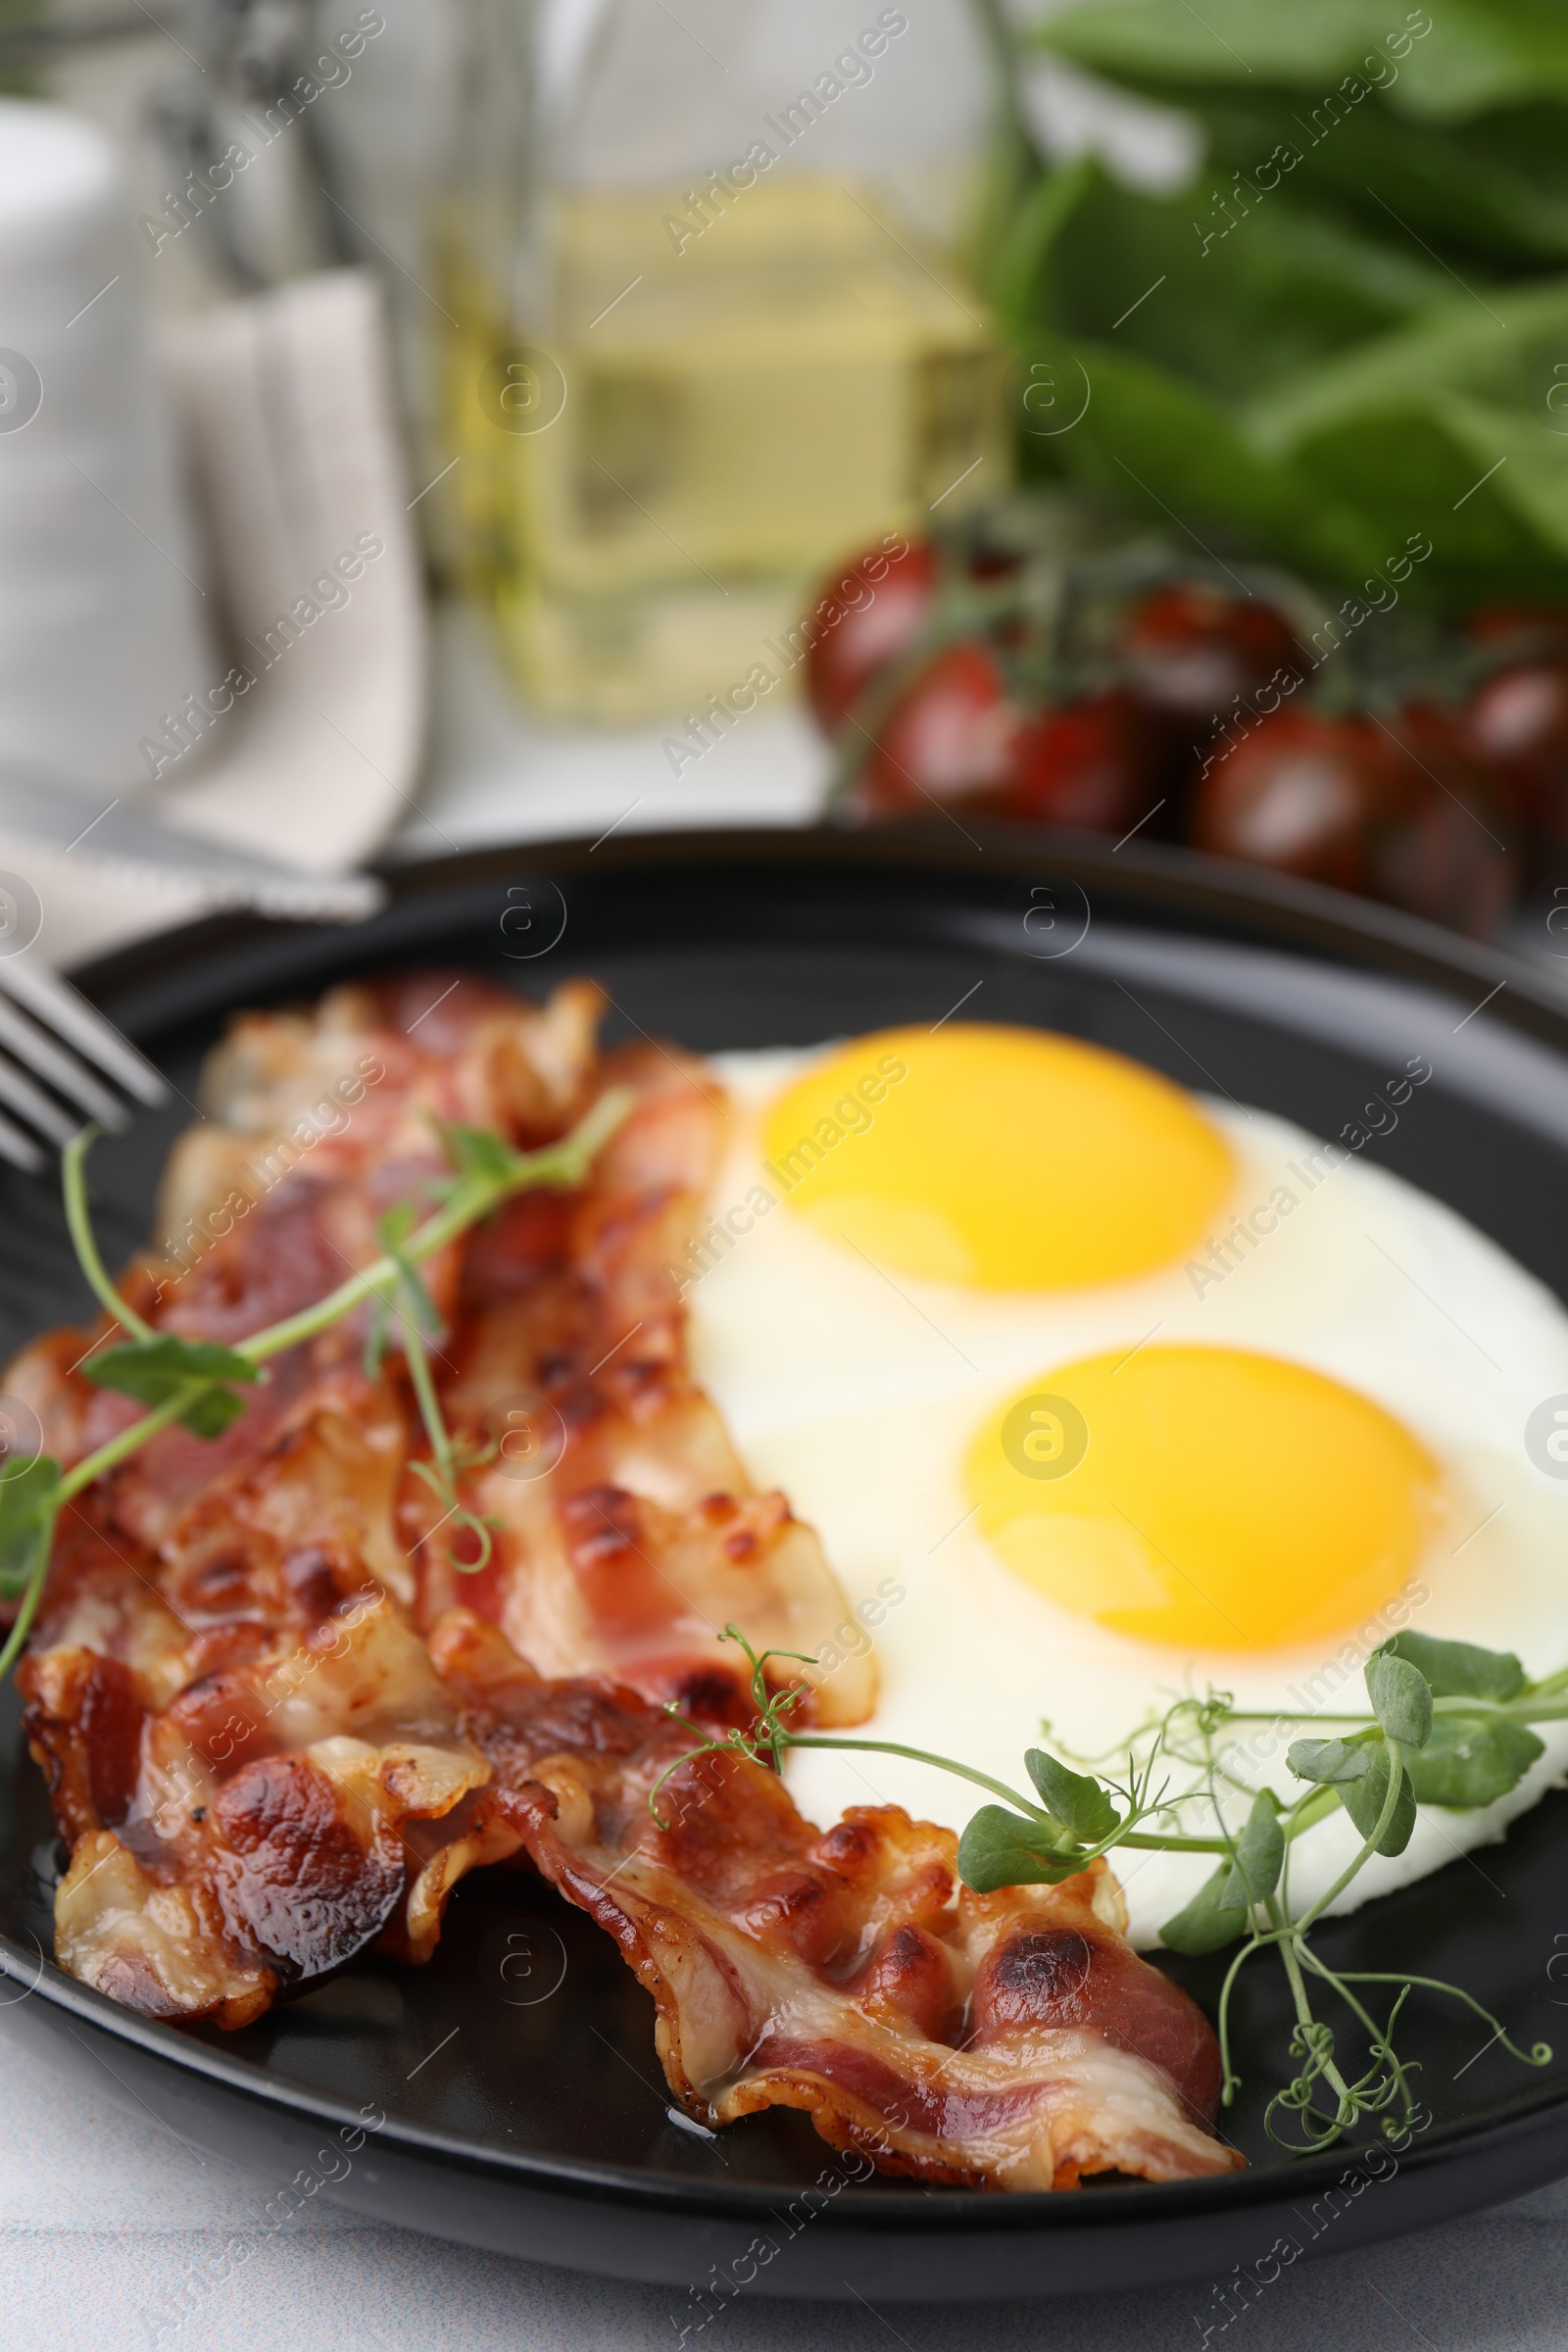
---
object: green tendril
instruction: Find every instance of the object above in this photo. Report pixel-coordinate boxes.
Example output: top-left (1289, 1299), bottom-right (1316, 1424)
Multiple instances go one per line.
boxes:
top-left (20, 1099), bottom-right (1565, 2158)
top-left (644, 1622), bottom-right (1556, 2150)
top-left (1, 1089), bottom-right (635, 1678)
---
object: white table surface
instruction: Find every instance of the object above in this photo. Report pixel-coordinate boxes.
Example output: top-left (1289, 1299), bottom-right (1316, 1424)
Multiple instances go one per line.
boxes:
top-left (12, 606), bottom-right (1568, 2346)
top-left (7, 1981), bottom-right (1568, 2352)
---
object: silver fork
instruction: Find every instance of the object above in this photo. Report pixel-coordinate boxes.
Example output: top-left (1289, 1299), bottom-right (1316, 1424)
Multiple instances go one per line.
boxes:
top-left (0, 956), bottom-right (167, 1172)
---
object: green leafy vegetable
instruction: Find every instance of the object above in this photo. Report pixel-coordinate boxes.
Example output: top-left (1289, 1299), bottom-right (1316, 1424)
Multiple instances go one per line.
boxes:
top-left (1288, 1736), bottom-right (1373, 1786)
top-left (1403, 1717), bottom-right (1544, 1806)
top-left (1179, 88), bottom-right (1568, 273)
top-left (653, 1626), bottom-right (1557, 2154)
top-left (1025, 1746), bottom-right (1121, 1841)
top-left (1001, 161), bottom-right (1448, 405)
top-left (1365, 1650), bottom-right (1434, 1748)
top-left (433, 1119), bottom-right (523, 1189)
top-left (376, 1203), bottom-right (441, 1336)
top-left (0, 1093), bottom-right (634, 1702)
top-left (991, 10), bottom-right (1568, 604)
top-left (957, 1805), bottom-right (1076, 1891)
top-left (1160, 1861), bottom-right (1251, 1956)
top-left (1376, 1631), bottom-right (1525, 1702)
top-left (0, 1455), bottom-right (60, 1600)
top-left (84, 1335), bottom-right (260, 1437)
top-left (1033, 1), bottom-right (1568, 127)
top-left (1220, 1788), bottom-right (1286, 1908)
top-left (1341, 1744), bottom-right (1419, 1856)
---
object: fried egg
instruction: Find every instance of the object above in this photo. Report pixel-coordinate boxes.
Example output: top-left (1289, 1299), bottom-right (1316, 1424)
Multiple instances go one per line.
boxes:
top-left (683, 1024), bottom-right (1568, 1946)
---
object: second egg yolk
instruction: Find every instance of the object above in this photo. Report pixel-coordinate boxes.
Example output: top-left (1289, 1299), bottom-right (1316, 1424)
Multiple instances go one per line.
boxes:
top-left (965, 1345), bottom-right (1443, 1651)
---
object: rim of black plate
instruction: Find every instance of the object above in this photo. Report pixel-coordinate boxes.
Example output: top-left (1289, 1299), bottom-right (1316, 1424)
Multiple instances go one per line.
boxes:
top-left (11, 816), bottom-right (1566, 2231)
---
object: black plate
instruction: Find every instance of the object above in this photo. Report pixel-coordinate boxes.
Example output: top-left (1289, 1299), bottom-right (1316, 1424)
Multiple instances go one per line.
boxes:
top-left (6, 825), bottom-right (1568, 2303)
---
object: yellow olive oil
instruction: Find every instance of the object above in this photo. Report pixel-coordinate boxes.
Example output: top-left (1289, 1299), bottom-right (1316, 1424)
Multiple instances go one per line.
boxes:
top-left (442, 174), bottom-right (1004, 722)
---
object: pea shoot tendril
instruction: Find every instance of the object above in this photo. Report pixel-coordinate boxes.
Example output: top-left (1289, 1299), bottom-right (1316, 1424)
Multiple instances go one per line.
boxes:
top-left (0, 1088), bottom-right (634, 1680)
top-left (14, 1100), bottom-right (1562, 2150)
top-left (652, 1624), bottom-right (1556, 2151)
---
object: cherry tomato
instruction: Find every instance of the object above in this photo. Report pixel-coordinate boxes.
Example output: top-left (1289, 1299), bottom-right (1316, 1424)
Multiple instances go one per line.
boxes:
top-left (856, 641), bottom-right (1152, 833)
top-left (856, 641), bottom-right (1011, 810)
top-left (1376, 701), bottom-right (1514, 934)
top-left (1464, 661), bottom-right (1568, 879)
top-left (1005, 693), bottom-right (1156, 831)
top-left (1122, 585), bottom-right (1300, 720)
top-left (1468, 605), bottom-right (1568, 657)
top-left (804, 538), bottom-right (937, 735)
top-left (1191, 706), bottom-right (1511, 936)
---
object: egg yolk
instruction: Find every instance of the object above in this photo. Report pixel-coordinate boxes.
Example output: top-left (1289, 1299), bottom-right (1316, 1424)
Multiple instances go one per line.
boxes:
top-left (762, 1023), bottom-right (1234, 1290)
top-left (965, 1346), bottom-right (1442, 1650)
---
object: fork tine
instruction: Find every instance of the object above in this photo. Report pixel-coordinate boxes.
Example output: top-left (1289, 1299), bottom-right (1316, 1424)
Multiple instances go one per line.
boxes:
top-left (0, 1097), bottom-right (46, 1175)
top-left (0, 993), bottom-right (129, 1130)
top-left (0, 958), bottom-right (168, 1107)
top-left (0, 1046), bottom-right (88, 1149)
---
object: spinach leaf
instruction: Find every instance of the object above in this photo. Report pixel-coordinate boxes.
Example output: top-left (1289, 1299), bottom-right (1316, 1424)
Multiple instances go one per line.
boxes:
top-left (1034, 2), bottom-right (1568, 126)
top-left (1001, 159), bottom-right (1446, 405)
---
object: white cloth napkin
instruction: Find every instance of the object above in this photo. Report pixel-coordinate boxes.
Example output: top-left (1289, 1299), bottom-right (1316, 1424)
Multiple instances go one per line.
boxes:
top-left (156, 268), bottom-right (426, 872)
top-left (0, 102), bottom-right (215, 799)
top-left (18, 268), bottom-right (426, 968)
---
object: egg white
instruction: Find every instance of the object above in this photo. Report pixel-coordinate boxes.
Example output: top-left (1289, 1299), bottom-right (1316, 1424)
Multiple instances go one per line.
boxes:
top-left (687, 1045), bottom-right (1568, 1946)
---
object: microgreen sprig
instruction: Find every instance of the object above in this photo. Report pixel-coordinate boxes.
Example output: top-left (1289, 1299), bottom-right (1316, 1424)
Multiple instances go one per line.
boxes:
top-left (364, 1200), bottom-right (500, 1574)
top-left (650, 1625), bottom-right (1556, 2150)
top-left (0, 1087), bottom-right (633, 1682)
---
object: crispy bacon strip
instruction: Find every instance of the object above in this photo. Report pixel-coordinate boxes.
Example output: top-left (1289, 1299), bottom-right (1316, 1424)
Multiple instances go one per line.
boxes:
top-left (11, 975), bottom-right (1241, 2193)
top-left (430, 1610), bottom-right (1242, 2191)
top-left (161, 972), bottom-right (873, 1725)
top-left (422, 1038), bottom-right (873, 1726)
top-left (11, 976), bottom-right (870, 2019)
top-left (22, 1501), bottom-right (495, 2025)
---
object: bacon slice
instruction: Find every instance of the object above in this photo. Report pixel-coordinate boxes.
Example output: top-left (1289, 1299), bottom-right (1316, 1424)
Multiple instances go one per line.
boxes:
top-left (421, 1038), bottom-right (873, 1726)
top-left (12, 976), bottom-right (871, 2020)
top-left (430, 1610), bottom-right (1241, 2191)
top-left (156, 971), bottom-right (872, 1726)
top-left (22, 1502), bottom-right (492, 2026)
top-left (10, 974), bottom-right (1241, 2192)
